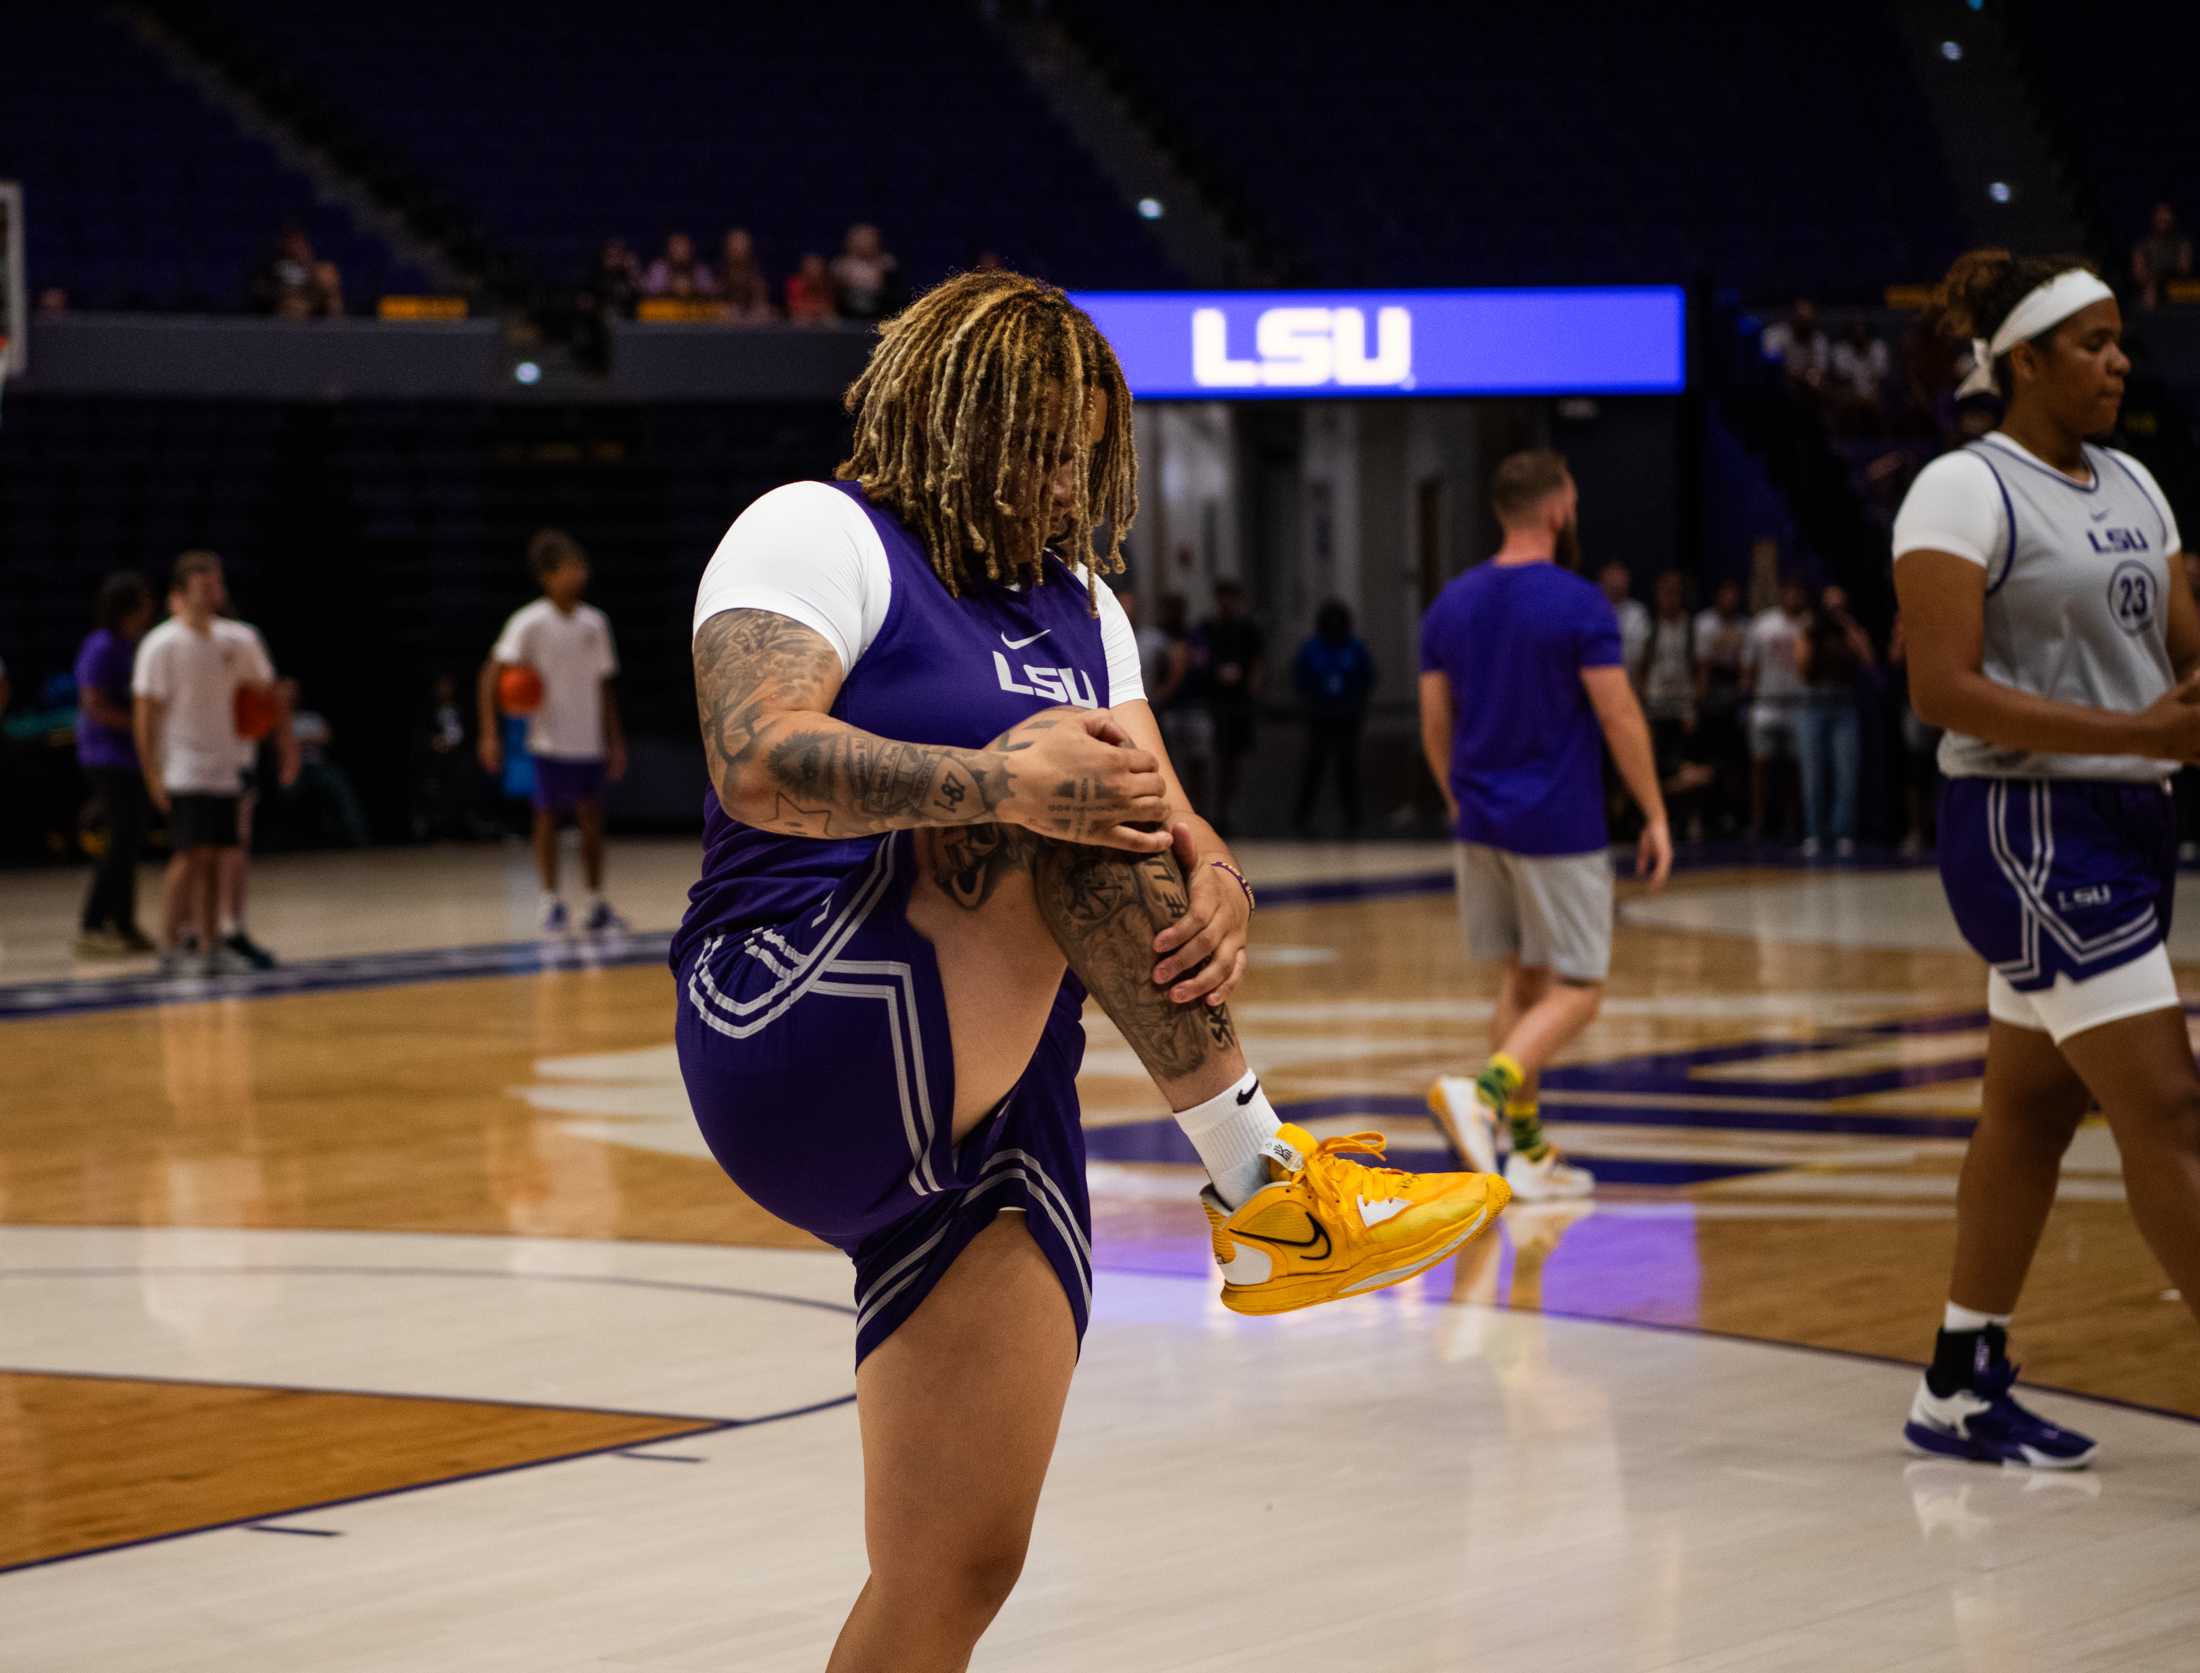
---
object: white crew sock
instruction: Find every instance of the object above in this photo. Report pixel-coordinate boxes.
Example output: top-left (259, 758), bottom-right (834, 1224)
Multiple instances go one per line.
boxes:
top-left (541, 890), bottom-right (563, 912)
top-left (1174, 1070), bottom-right (1283, 1209)
top-left (1944, 1302), bottom-right (2012, 1333)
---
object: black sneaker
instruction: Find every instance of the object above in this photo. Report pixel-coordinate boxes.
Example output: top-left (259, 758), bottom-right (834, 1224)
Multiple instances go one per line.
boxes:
top-left (223, 931), bottom-right (278, 971)
top-left (115, 925), bottom-right (157, 955)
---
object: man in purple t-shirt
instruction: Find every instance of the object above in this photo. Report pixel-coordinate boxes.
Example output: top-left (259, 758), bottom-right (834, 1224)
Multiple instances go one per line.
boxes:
top-left (1417, 450), bottom-right (1672, 1200)
top-left (74, 572), bottom-right (157, 956)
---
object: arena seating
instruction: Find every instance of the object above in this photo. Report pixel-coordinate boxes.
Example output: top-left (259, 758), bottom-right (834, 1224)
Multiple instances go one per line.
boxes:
top-left (2005, 0), bottom-right (2199, 276)
top-left (3, 9), bottom-right (428, 311)
top-left (184, 1), bottom-right (1179, 295)
top-left (1063, 0), bottom-right (1960, 296)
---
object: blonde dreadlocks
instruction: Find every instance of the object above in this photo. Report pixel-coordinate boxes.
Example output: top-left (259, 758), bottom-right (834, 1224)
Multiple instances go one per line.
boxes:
top-left (837, 270), bottom-right (1137, 601)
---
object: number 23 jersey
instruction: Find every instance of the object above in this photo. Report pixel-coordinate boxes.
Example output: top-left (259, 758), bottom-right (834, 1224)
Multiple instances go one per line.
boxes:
top-left (1893, 431), bottom-right (2184, 783)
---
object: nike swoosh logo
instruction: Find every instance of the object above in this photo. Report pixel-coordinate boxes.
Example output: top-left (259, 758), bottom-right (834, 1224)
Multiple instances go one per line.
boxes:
top-left (2091, 508), bottom-right (2112, 521)
top-left (1235, 1078), bottom-right (1261, 1106)
top-left (1231, 1219), bottom-right (1331, 1261)
top-left (1001, 629), bottom-right (1052, 649)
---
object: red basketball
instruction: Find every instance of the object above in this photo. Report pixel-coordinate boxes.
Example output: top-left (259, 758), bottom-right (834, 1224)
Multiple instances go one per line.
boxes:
top-left (498, 665), bottom-right (545, 716)
top-left (233, 685), bottom-right (280, 742)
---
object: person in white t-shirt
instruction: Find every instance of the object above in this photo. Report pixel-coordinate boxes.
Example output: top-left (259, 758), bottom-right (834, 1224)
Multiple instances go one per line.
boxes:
top-left (132, 551), bottom-right (277, 975)
top-left (1598, 562), bottom-right (1652, 687)
top-left (1693, 579), bottom-right (1751, 833)
top-left (1742, 577), bottom-right (1810, 843)
top-left (214, 597), bottom-right (299, 972)
top-left (479, 529), bottom-right (626, 934)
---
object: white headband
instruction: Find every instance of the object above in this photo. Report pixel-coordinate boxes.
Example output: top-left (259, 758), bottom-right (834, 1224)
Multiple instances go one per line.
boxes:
top-left (1957, 268), bottom-right (2115, 397)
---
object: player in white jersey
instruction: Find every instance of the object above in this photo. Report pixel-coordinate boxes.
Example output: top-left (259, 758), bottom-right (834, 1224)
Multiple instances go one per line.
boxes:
top-left (1894, 249), bottom-right (2200, 1468)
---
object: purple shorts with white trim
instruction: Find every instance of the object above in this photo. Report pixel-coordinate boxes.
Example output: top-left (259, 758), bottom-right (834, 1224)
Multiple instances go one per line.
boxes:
top-left (1938, 777), bottom-right (2176, 992)
top-left (672, 831), bottom-right (1093, 1365)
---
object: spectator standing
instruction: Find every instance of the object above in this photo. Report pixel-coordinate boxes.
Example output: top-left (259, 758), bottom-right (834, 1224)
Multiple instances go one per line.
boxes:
top-left (250, 223), bottom-right (317, 317)
top-left (2132, 203), bottom-right (2194, 310)
top-left (74, 572), bottom-right (157, 957)
top-left (717, 229), bottom-right (776, 322)
top-left (592, 238), bottom-right (643, 318)
top-left (2177, 553), bottom-right (2200, 863)
top-left (1693, 578), bottom-right (1751, 834)
top-left (1642, 572), bottom-right (1711, 839)
top-left (643, 232), bottom-right (716, 299)
top-left (306, 260), bottom-right (345, 319)
top-left (1598, 562), bottom-right (1652, 686)
top-left (1743, 578), bottom-right (1810, 844)
top-left (1291, 599), bottom-right (1376, 836)
top-left (1886, 611), bottom-right (1943, 858)
top-left (413, 673), bottom-right (480, 841)
top-left (1793, 584), bottom-right (1875, 858)
top-left (785, 253), bottom-right (839, 324)
top-left (1762, 298), bottom-right (1830, 395)
top-left (1151, 591), bottom-right (1209, 809)
top-left (830, 223), bottom-right (902, 321)
top-left (1831, 319), bottom-right (1891, 429)
top-left (1195, 579), bottom-right (1265, 837)
top-left (1123, 586), bottom-right (1171, 705)
top-left (274, 680), bottom-right (368, 848)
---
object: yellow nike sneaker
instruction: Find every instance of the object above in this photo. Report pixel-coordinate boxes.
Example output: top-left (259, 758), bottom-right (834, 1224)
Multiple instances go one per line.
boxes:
top-left (1200, 1124), bottom-right (1510, 1316)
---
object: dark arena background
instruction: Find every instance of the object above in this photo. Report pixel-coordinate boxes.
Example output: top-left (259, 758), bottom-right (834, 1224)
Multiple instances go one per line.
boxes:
top-left (5, 4), bottom-right (2200, 1669)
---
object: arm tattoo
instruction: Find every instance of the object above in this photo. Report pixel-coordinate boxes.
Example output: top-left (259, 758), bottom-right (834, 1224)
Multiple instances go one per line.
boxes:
top-left (694, 608), bottom-right (1010, 838)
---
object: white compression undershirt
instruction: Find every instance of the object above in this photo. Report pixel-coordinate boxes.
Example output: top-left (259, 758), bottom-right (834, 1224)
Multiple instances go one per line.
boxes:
top-left (1892, 435), bottom-right (2183, 571)
top-left (692, 481), bottom-right (1145, 706)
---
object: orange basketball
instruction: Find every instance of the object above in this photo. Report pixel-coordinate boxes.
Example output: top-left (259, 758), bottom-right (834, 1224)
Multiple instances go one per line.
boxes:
top-left (498, 665), bottom-right (545, 716)
top-left (233, 685), bottom-right (280, 742)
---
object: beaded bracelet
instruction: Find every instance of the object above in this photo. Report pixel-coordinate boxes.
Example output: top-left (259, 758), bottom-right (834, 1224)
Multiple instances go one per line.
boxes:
top-left (1210, 859), bottom-right (1256, 913)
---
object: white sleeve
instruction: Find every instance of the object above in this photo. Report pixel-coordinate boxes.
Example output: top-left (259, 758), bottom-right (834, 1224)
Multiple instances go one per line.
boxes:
top-left (692, 481), bottom-right (891, 673)
top-left (132, 632), bottom-right (169, 700)
top-left (595, 610), bottom-right (620, 679)
top-left (238, 624), bottom-right (275, 685)
top-left (491, 604), bottom-right (533, 666)
top-left (1892, 451), bottom-right (2007, 571)
top-left (1093, 583), bottom-right (1145, 708)
top-left (2106, 449), bottom-right (2184, 555)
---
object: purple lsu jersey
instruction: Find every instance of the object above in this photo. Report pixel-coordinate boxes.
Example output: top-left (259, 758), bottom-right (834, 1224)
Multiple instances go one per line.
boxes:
top-left (672, 483), bottom-right (1122, 1363)
top-left (671, 480), bottom-right (1117, 971)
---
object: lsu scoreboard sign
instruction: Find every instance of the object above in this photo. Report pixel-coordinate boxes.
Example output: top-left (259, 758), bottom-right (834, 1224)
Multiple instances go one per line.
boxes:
top-left (1067, 286), bottom-right (1685, 399)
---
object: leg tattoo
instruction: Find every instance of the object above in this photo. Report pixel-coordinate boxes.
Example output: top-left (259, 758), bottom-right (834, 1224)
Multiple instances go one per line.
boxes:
top-left (1032, 841), bottom-right (1237, 1083)
top-left (915, 825), bottom-right (1239, 1085)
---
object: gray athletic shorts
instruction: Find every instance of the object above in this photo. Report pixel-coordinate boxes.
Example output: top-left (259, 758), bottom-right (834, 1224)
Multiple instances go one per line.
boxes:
top-left (1453, 843), bottom-right (1615, 983)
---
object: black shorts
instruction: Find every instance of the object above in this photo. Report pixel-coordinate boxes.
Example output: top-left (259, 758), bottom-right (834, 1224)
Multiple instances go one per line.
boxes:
top-left (169, 793), bottom-right (241, 851)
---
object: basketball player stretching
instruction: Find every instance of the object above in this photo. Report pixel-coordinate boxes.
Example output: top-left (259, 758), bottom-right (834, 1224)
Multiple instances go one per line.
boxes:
top-left (672, 272), bottom-right (1508, 1672)
top-left (1896, 249), bottom-right (2200, 1467)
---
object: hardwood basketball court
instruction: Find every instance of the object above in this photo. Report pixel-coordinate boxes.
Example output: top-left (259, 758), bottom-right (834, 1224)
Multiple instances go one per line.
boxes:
top-left (4, 840), bottom-right (2196, 1670)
